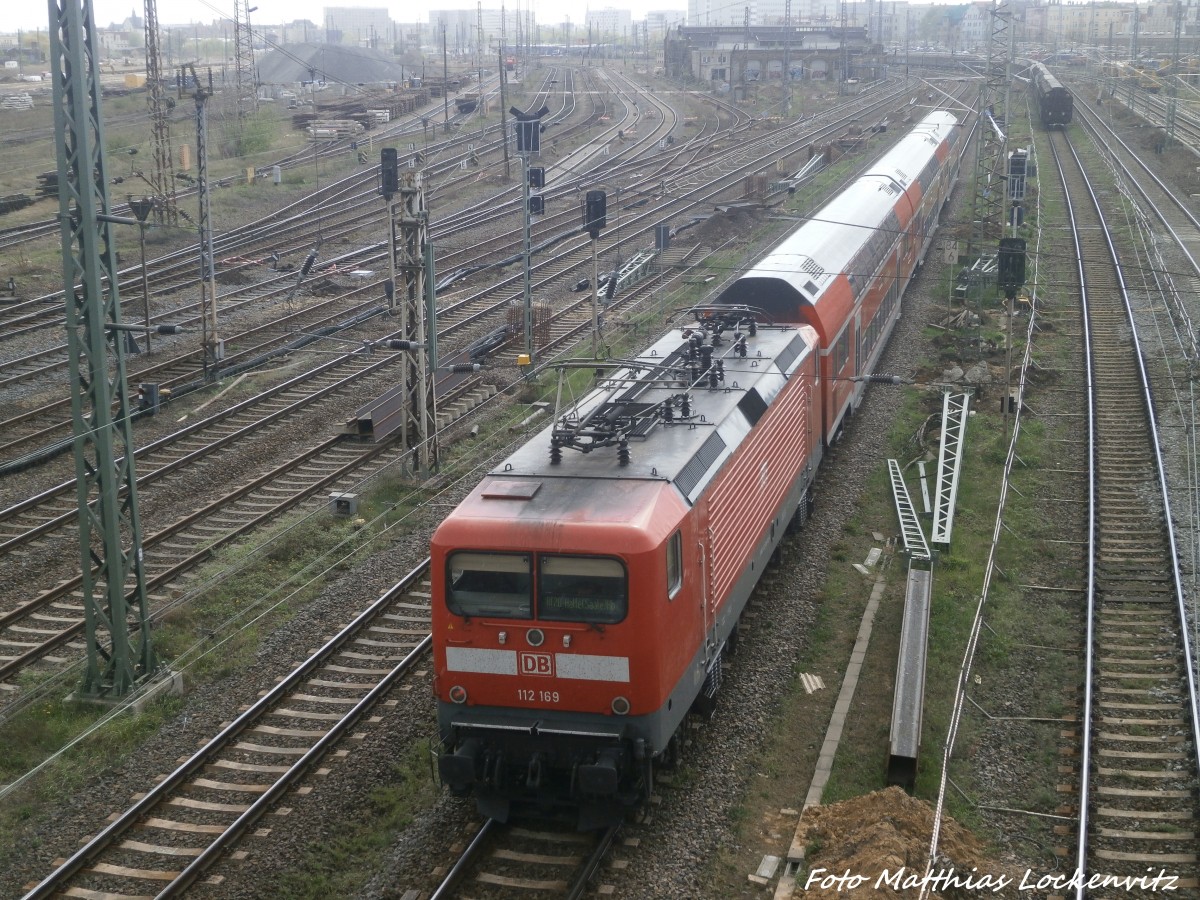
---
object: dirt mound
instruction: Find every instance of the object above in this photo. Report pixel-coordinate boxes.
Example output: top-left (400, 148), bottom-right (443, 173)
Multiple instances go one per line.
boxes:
top-left (691, 205), bottom-right (764, 246)
top-left (797, 788), bottom-right (1023, 898)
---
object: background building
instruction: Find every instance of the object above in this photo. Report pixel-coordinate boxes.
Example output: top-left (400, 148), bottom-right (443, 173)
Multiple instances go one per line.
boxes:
top-left (586, 8), bottom-right (634, 39)
top-left (323, 6), bottom-right (392, 47)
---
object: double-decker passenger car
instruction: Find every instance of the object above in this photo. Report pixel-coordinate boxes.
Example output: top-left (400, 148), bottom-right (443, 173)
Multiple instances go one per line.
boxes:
top-left (717, 110), bottom-right (960, 442)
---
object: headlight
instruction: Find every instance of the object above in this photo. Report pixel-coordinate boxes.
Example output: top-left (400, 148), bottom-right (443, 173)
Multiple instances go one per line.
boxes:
top-left (611, 695), bottom-right (630, 715)
top-left (449, 685), bottom-right (468, 704)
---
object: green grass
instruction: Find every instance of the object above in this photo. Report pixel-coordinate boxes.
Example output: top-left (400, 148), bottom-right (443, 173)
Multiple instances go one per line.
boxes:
top-left (0, 692), bottom-right (184, 860)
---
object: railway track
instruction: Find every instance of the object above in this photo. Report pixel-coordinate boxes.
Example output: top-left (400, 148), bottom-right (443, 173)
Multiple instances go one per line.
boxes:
top-left (0, 74), bottom-right (895, 480)
top-left (0, 228), bottom-right (718, 710)
top-left (1050, 126), bottom-right (1200, 893)
top-left (0, 69), bottom-right (577, 340)
top-left (0, 73), bottom-right (599, 465)
top-left (1074, 98), bottom-right (1200, 354)
top-left (0, 72), bottom-right (512, 256)
top-left (18, 564), bottom-right (434, 900)
top-left (428, 819), bottom-right (620, 899)
top-left (0, 68), bottom-right (609, 382)
top-left (0, 282), bottom-right (388, 475)
top-left (0, 81), bottom-right (955, 696)
top-left (0, 356), bottom-right (494, 702)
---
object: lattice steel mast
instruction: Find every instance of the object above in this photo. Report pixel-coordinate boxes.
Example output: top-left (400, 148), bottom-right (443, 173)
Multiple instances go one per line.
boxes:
top-left (391, 172), bottom-right (438, 475)
top-left (232, 0), bottom-right (258, 121)
top-left (143, 0), bottom-right (177, 225)
top-left (50, 0), bottom-right (156, 698)
top-left (840, 1), bottom-right (849, 87)
top-left (965, 0), bottom-right (1011, 261)
top-left (1166, 1), bottom-right (1183, 143)
top-left (784, 0), bottom-right (792, 116)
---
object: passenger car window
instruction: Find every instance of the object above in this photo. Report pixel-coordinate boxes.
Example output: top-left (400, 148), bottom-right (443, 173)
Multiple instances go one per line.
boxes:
top-left (539, 556), bottom-right (627, 624)
top-left (446, 552), bottom-right (532, 618)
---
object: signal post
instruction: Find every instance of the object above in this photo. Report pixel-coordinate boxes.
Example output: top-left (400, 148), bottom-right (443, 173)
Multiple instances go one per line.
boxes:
top-left (584, 190), bottom-right (607, 358)
top-left (382, 148), bottom-right (438, 476)
top-left (511, 105), bottom-right (548, 373)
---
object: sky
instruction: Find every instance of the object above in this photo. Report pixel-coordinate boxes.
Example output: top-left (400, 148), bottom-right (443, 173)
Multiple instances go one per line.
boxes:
top-left (3, 0), bottom-right (687, 34)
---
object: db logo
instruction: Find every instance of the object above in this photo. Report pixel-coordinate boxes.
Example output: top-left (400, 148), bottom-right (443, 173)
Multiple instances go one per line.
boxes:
top-left (519, 652), bottom-right (554, 677)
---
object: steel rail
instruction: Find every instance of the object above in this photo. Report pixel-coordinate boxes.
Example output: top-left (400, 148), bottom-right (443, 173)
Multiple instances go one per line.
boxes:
top-left (19, 562), bottom-right (433, 900)
top-left (427, 819), bottom-right (498, 900)
top-left (1052, 126), bottom-right (1200, 896)
top-left (1048, 127), bottom-right (1100, 900)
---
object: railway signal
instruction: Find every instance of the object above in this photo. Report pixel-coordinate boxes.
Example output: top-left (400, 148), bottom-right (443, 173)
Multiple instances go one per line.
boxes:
top-left (380, 147), bottom-right (399, 200)
top-left (584, 190), bottom-right (607, 237)
top-left (999, 236), bottom-right (1028, 432)
top-left (583, 190), bottom-right (608, 357)
top-left (513, 107), bottom-right (548, 376)
top-left (128, 196), bottom-right (155, 353)
top-left (511, 104), bottom-right (549, 154)
top-left (998, 237), bottom-right (1027, 299)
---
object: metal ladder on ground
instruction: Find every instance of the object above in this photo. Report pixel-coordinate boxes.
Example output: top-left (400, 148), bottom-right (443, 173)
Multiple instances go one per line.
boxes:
top-left (888, 458), bottom-right (932, 566)
top-left (930, 391), bottom-right (971, 550)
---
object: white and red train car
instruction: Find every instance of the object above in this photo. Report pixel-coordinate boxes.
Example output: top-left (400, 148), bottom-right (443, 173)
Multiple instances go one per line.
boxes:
top-left (719, 109), bottom-right (960, 442)
top-left (430, 111), bottom-right (960, 827)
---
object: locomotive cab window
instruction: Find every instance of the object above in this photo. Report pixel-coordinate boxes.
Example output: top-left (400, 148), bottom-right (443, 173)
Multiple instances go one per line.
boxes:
top-left (538, 556), bottom-right (627, 624)
top-left (446, 552), bottom-right (532, 618)
top-left (666, 531), bottom-right (683, 599)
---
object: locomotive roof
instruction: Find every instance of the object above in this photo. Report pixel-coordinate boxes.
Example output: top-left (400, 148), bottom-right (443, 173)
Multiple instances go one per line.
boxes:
top-left (485, 320), bottom-right (813, 506)
top-left (717, 110), bottom-right (959, 340)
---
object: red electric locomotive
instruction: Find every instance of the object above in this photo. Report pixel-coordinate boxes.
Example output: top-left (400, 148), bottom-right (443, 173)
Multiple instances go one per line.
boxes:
top-left (431, 111), bottom-right (961, 827)
top-left (433, 310), bottom-right (822, 826)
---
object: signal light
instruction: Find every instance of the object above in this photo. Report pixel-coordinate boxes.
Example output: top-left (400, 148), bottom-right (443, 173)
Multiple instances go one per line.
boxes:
top-left (584, 190), bottom-right (606, 236)
top-left (528, 166), bottom-right (545, 188)
top-left (998, 237), bottom-right (1027, 297)
top-left (380, 147), bottom-right (398, 198)
top-left (515, 119), bottom-right (540, 153)
top-left (528, 194), bottom-right (544, 216)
